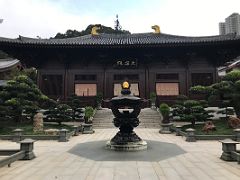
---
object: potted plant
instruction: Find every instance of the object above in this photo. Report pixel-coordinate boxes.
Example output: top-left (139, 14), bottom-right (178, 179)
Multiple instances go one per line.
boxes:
top-left (159, 103), bottom-right (170, 123)
top-left (150, 92), bottom-right (156, 109)
top-left (84, 106), bottom-right (94, 124)
top-left (82, 106), bottom-right (95, 134)
top-left (96, 92), bottom-right (103, 110)
top-left (159, 103), bottom-right (172, 134)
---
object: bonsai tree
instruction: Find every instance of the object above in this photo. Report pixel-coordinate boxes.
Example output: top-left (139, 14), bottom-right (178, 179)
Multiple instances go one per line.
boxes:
top-left (96, 92), bottom-right (103, 109)
top-left (149, 92), bottom-right (157, 108)
top-left (216, 100), bottom-right (235, 120)
top-left (44, 103), bottom-right (72, 125)
top-left (172, 98), bottom-right (209, 127)
top-left (175, 95), bottom-right (188, 105)
top-left (0, 75), bottom-right (52, 123)
top-left (67, 94), bottom-right (84, 121)
top-left (84, 106), bottom-right (94, 124)
top-left (159, 103), bottom-right (170, 123)
top-left (190, 70), bottom-right (240, 116)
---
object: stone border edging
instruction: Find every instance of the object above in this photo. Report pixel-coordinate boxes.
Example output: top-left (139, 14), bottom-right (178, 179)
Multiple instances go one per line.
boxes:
top-left (0, 131), bottom-right (74, 141)
top-left (0, 139), bottom-right (36, 168)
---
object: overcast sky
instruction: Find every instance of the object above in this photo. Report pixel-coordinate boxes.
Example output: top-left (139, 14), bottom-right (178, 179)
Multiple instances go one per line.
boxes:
top-left (0, 0), bottom-right (239, 38)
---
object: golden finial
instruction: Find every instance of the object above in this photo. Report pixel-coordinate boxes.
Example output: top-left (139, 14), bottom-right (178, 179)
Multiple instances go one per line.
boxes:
top-left (91, 26), bottom-right (100, 35)
top-left (122, 81), bottom-right (130, 89)
top-left (151, 25), bottom-right (161, 34)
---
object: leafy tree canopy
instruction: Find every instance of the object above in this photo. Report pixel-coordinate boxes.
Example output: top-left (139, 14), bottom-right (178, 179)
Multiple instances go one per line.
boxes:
top-left (172, 97), bottom-right (210, 127)
top-left (53, 24), bottom-right (131, 39)
top-left (190, 70), bottom-right (240, 116)
top-left (0, 75), bottom-right (55, 122)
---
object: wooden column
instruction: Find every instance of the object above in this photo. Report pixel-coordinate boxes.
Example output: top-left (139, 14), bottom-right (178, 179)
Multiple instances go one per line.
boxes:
top-left (145, 65), bottom-right (149, 99)
top-left (63, 63), bottom-right (68, 100)
top-left (185, 56), bottom-right (190, 97)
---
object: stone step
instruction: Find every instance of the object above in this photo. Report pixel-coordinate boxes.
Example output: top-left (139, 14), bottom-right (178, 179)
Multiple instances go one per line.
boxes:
top-left (93, 125), bottom-right (160, 129)
top-left (93, 122), bottom-right (161, 126)
top-left (138, 126), bottom-right (160, 128)
top-left (92, 108), bottom-right (162, 129)
top-left (94, 120), bottom-right (160, 122)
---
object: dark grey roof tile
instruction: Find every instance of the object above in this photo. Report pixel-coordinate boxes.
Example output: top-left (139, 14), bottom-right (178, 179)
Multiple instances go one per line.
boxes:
top-left (0, 33), bottom-right (239, 47)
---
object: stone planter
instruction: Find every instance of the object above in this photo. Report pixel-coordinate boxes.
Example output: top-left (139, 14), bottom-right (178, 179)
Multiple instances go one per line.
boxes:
top-left (82, 123), bottom-right (94, 134)
top-left (159, 123), bottom-right (173, 134)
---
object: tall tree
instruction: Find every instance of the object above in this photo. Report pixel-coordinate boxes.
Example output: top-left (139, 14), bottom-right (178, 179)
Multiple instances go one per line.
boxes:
top-left (53, 24), bottom-right (130, 39)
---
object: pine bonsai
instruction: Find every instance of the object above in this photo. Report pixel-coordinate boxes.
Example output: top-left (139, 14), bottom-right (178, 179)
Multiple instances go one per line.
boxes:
top-left (0, 75), bottom-right (53, 123)
top-left (172, 97), bottom-right (209, 127)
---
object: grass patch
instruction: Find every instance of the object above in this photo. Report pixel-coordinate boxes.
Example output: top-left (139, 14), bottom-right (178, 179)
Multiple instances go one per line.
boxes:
top-left (181, 120), bottom-right (234, 135)
top-left (0, 121), bottom-right (74, 135)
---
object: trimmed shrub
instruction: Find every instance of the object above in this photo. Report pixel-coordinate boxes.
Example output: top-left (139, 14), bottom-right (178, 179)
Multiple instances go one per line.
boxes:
top-left (0, 75), bottom-right (54, 122)
top-left (150, 92), bottom-right (156, 102)
top-left (44, 103), bottom-right (72, 125)
top-left (159, 103), bottom-right (170, 123)
top-left (84, 106), bottom-right (94, 123)
top-left (172, 98), bottom-right (209, 127)
top-left (223, 70), bottom-right (240, 82)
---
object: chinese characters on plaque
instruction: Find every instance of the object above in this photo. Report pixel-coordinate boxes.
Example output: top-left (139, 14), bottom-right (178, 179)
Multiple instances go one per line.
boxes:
top-left (114, 59), bottom-right (138, 68)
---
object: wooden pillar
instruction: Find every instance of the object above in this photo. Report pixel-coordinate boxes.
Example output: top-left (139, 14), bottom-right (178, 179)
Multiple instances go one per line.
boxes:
top-left (63, 63), bottom-right (68, 100)
top-left (36, 69), bottom-right (41, 90)
top-left (103, 67), bottom-right (107, 99)
top-left (185, 58), bottom-right (190, 97)
top-left (145, 64), bottom-right (149, 99)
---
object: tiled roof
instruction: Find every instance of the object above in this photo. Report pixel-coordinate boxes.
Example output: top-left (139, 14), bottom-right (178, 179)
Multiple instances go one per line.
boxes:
top-left (0, 33), bottom-right (240, 47)
top-left (218, 56), bottom-right (240, 73)
top-left (0, 58), bottom-right (20, 72)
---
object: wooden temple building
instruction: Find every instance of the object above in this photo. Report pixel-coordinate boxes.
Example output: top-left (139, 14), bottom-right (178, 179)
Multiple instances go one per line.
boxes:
top-left (0, 26), bottom-right (240, 107)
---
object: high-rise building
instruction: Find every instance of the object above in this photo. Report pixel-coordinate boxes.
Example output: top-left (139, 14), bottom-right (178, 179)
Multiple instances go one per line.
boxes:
top-left (219, 22), bottom-right (226, 35)
top-left (219, 13), bottom-right (240, 35)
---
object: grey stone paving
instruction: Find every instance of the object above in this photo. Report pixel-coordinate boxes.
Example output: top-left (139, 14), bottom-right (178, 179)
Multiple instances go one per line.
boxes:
top-left (0, 128), bottom-right (240, 180)
top-left (69, 140), bottom-right (186, 161)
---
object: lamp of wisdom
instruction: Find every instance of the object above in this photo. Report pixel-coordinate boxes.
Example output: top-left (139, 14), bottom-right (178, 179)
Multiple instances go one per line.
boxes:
top-left (106, 81), bottom-right (147, 151)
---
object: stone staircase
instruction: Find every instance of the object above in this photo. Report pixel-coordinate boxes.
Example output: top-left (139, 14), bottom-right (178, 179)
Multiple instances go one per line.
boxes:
top-left (138, 108), bottom-right (162, 128)
top-left (93, 108), bottom-right (162, 129)
top-left (92, 108), bottom-right (115, 128)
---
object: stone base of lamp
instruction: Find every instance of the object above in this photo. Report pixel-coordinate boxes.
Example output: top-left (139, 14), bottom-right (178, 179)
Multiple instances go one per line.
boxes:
top-left (106, 140), bottom-right (147, 151)
top-left (106, 131), bottom-right (147, 151)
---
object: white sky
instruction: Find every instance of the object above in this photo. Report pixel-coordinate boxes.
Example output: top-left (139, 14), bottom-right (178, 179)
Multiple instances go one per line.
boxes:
top-left (0, 0), bottom-right (239, 38)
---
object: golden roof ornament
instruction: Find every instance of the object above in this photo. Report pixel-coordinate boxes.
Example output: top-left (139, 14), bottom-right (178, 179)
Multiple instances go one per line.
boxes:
top-left (91, 26), bottom-right (100, 35)
top-left (151, 25), bottom-right (161, 34)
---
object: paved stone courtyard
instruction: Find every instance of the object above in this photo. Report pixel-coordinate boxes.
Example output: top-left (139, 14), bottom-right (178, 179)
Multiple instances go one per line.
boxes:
top-left (0, 128), bottom-right (240, 180)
